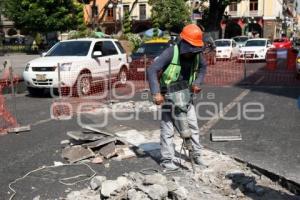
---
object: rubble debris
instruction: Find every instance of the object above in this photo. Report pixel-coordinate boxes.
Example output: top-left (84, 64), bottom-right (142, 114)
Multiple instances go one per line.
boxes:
top-left (62, 145), bottom-right (95, 163)
top-left (101, 180), bottom-right (119, 197)
top-left (82, 125), bottom-right (114, 136)
top-left (169, 186), bottom-right (188, 200)
top-left (53, 161), bottom-right (64, 166)
top-left (60, 139), bottom-right (70, 145)
top-left (66, 188), bottom-right (99, 200)
top-left (100, 177), bottom-right (131, 198)
top-left (90, 176), bottom-right (106, 190)
top-left (61, 128), bottom-right (299, 200)
top-left (143, 173), bottom-right (168, 186)
top-left (82, 137), bottom-right (116, 149)
top-left (7, 125), bottom-right (31, 134)
top-left (114, 147), bottom-right (136, 161)
top-left (91, 155), bottom-right (104, 164)
top-left (127, 189), bottom-right (150, 200)
top-left (210, 129), bottom-right (242, 142)
top-left (61, 129), bottom-right (136, 164)
top-left (67, 131), bottom-right (104, 141)
top-left (99, 142), bottom-right (117, 159)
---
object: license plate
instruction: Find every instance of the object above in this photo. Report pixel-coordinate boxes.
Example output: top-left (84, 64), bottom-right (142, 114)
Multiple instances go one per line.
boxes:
top-left (245, 54), bottom-right (253, 58)
top-left (36, 74), bottom-right (47, 81)
top-left (137, 68), bottom-right (145, 72)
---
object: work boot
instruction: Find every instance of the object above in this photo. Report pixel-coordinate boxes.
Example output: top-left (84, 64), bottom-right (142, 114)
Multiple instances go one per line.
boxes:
top-left (193, 156), bottom-right (208, 168)
top-left (160, 160), bottom-right (180, 171)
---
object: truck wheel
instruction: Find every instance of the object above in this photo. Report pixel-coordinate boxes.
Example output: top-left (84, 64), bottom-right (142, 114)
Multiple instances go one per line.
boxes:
top-left (27, 87), bottom-right (45, 96)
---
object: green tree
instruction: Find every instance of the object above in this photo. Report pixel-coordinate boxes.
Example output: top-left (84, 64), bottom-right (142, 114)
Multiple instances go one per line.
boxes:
top-left (123, 11), bottom-right (131, 35)
top-left (200, 0), bottom-right (241, 32)
top-left (149, 0), bottom-right (191, 32)
top-left (151, 10), bottom-right (159, 38)
top-left (3, 0), bottom-right (84, 34)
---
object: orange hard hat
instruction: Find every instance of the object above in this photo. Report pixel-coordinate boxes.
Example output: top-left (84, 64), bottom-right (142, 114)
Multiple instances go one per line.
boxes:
top-left (180, 24), bottom-right (204, 47)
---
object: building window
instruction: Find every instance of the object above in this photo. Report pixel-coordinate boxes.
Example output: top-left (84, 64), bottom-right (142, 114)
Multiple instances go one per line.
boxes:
top-left (107, 8), bottom-right (114, 17)
top-left (123, 5), bottom-right (130, 17)
top-left (139, 4), bottom-right (146, 20)
top-left (250, 0), bottom-right (258, 11)
top-left (229, 2), bottom-right (237, 12)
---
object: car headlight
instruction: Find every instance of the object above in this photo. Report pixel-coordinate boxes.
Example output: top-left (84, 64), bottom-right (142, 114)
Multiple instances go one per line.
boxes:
top-left (258, 49), bottom-right (265, 53)
top-left (25, 63), bottom-right (30, 71)
top-left (60, 63), bottom-right (72, 71)
top-left (297, 58), bottom-right (300, 63)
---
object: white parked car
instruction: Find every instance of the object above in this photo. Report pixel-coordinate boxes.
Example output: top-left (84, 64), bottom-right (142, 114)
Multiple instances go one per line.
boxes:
top-left (232, 36), bottom-right (249, 47)
top-left (215, 39), bottom-right (239, 60)
top-left (239, 38), bottom-right (272, 61)
top-left (23, 38), bottom-right (129, 96)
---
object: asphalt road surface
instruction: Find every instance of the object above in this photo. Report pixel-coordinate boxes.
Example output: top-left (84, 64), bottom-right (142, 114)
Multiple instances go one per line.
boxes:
top-left (0, 57), bottom-right (299, 199)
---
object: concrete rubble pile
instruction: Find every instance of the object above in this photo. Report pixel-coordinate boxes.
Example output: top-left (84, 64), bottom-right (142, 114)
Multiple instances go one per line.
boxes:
top-left (65, 148), bottom-right (298, 200)
top-left (61, 127), bottom-right (137, 164)
top-left (87, 172), bottom-right (190, 200)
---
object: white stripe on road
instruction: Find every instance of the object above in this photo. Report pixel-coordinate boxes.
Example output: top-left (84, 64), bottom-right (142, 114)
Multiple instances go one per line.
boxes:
top-left (199, 76), bottom-right (264, 135)
top-left (32, 118), bottom-right (52, 126)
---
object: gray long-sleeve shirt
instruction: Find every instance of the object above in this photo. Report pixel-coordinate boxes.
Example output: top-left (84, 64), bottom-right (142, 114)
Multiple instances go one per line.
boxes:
top-left (146, 43), bottom-right (207, 94)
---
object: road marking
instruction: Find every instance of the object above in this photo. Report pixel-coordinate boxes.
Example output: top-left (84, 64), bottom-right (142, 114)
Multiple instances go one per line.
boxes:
top-left (32, 118), bottom-right (52, 126)
top-left (199, 76), bottom-right (264, 135)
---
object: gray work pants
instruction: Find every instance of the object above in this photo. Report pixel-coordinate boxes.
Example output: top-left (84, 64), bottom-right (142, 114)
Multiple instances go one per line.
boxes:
top-left (160, 104), bottom-right (203, 162)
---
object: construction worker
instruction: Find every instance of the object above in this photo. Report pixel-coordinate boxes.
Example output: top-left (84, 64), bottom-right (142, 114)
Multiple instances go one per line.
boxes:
top-left (147, 24), bottom-right (207, 170)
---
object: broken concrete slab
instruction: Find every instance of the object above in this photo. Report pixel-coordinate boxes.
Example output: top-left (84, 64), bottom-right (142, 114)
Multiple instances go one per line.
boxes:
top-left (7, 125), bottom-right (31, 134)
top-left (62, 145), bottom-right (95, 163)
top-left (101, 180), bottom-right (119, 197)
top-left (60, 140), bottom-right (70, 145)
top-left (82, 125), bottom-right (114, 136)
top-left (91, 155), bottom-right (104, 164)
top-left (67, 131), bottom-right (105, 141)
top-left (210, 129), bottom-right (242, 142)
top-left (144, 184), bottom-right (168, 200)
top-left (143, 173), bottom-right (168, 186)
top-left (127, 189), bottom-right (150, 200)
top-left (114, 147), bottom-right (136, 160)
top-left (100, 177), bottom-right (131, 198)
top-left (90, 176), bottom-right (107, 190)
top-left (170, 186), bottom-right (188, 200)
top-left (99, 142), bottom-right (117, 159)
top-left (81, 137), bottom-right (116, 149)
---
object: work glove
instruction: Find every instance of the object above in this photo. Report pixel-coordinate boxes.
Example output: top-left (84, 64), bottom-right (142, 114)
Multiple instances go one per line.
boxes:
top-left (153, 93), bottom-right (164, 105)
top-left (191, 85), bottom-right (202, 94)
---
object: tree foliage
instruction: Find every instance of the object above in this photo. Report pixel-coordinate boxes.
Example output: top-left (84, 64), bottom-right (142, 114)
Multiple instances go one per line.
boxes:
top-left (3, 0), bottom-right (84, 34)
top-left (151, 10), bottom-right (159, 38)
top-left (200, 0), bottom-right (241, 32)
top-left (123, 11), bottom-right (132, 35)
top-left (149, 0), bottom-right (191, 32)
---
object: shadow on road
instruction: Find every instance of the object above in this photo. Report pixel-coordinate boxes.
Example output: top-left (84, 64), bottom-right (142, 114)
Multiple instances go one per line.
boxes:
top-left (227, 174), bottom-right (300, 200)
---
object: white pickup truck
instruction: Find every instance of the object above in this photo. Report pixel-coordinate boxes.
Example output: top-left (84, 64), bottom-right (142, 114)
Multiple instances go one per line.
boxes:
top-left (23, 38), bottom-right (129, 96)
